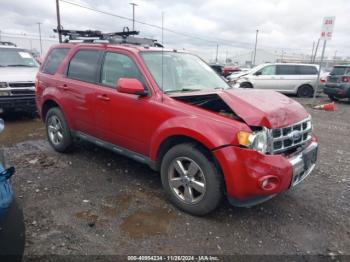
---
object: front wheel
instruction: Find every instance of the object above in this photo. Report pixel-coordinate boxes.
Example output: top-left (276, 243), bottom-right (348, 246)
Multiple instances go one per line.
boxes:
top-left (161, 143), bottom-right (223, 216)
top-left (45, 107), bottom-right (73, 153)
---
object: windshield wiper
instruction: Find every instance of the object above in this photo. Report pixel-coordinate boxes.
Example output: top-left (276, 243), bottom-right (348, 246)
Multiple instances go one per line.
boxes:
top-left (165, 88), bottom-right (202, 93)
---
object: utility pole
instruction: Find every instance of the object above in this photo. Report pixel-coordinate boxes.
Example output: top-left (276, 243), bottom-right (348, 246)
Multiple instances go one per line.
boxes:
top-left (130, 2), bottom-right (138, 31)
top-left (334, 50), bottom-right (337, 62)
top-left (313, 38), bottom-right (320, 63)
top-left (215, 44), bottom-right (219, 63)
top-left (310, 41), bottom-right (315, 62)
top-left (56, 0), bottom-right (62, 43)
top-left (253, 29), bottom-right (259, 66)
top-left (37, 22), bottom-right (43, 55)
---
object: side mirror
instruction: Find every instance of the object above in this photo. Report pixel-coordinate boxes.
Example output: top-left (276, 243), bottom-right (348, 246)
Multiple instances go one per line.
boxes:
top-left (255, 71), bottom-right (262, 76)
top-left (0, 119), bottom-right (4, 133)
top-left (116, 78), bottom-right (147, 96)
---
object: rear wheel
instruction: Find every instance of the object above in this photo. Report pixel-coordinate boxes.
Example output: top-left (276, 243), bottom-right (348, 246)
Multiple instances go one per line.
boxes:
top-left (297, 85), bottom-right (314, 97)
top-left (45, 107), bottom-right (73, 152)
top-left (161, 143), bottom-right (223, 216)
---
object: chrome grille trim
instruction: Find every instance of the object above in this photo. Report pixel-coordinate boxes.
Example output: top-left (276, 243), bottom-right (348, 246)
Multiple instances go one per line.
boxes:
top-left (268, 116), bottom-right (312, 154)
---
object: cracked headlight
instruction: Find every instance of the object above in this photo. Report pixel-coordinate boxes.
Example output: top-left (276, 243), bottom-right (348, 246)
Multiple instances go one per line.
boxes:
top-left (237, 128), bottom-right (268, 153)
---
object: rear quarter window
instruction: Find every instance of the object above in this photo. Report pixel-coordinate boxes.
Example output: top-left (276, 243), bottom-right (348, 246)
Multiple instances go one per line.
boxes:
top-left (297, 66), bottom-right (318, 75)
top-left (42, 48), bottom-right (70, 75)
top-left (67, 50), bottom-right (102, 83)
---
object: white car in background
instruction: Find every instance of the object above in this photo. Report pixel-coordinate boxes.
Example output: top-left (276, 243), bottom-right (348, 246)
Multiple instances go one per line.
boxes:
top-left (0, 42), bottom-right (39, 114)
top-left (233, 63), bottom-right (323, 97)
top-left (226, 68), bottom-right (251, 83)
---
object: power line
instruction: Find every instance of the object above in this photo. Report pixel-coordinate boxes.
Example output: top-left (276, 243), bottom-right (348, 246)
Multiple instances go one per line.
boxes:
top-left (58, 0), bottom-right (253, 49)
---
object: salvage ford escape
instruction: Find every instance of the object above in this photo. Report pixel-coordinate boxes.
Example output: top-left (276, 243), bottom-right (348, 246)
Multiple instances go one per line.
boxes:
top-left (35, 34), bottom-right (318, 215)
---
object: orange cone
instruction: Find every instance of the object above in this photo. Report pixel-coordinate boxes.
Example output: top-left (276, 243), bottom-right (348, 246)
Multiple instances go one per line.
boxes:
top-left (313, 102), bottom-right (336, 111)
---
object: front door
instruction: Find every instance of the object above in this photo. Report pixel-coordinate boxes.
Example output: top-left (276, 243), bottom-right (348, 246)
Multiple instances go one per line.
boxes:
top-left (95, 51), bottom-right (162, 156)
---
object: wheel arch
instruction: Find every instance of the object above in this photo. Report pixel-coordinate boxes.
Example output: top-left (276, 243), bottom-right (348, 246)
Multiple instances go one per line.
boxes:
top-left (152, 135), bottom-right (223, 175)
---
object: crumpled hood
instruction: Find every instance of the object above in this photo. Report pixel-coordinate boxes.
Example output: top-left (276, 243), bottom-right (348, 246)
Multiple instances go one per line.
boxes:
top-left (0, 67), bottom-right (38, 82)
top-left (219, 89), bottom-right (309, 128)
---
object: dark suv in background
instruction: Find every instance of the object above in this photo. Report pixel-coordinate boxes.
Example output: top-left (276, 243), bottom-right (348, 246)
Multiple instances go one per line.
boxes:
top-left (324, 65), bottom-right (350, 101)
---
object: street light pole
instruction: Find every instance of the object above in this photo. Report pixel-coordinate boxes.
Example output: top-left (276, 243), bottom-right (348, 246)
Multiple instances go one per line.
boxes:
top-left (215, 44), bottom-right (219, 63)
top-left (130, 2), bottom-right (138, 31)
top-left (56, 0), bottom-right (62, 43)
top-left (253, 29), bottom-right (259, 66)
top-left (37, 22), bottom-right (43, 55)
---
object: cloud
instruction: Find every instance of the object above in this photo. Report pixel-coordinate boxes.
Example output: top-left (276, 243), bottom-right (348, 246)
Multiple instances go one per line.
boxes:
top-left (0, 0), bottom-right (348, 59)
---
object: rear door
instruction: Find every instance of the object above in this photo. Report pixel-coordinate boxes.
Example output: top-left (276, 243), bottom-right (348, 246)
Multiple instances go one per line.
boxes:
top-left (58, 48), bottom-right (103, 136)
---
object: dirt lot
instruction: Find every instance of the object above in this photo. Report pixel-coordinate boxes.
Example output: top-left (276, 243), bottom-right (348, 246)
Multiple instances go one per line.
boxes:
top-left (1, 95), bottom-right (349, 258)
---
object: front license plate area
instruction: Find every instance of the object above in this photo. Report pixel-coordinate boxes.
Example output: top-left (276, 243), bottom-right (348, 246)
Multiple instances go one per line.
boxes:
top-left (302, 146), bottom-right (318, 170)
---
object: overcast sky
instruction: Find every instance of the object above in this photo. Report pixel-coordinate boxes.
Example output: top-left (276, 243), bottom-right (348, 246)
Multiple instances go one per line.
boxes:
top-left (0, 0), bottom-right (349, 60)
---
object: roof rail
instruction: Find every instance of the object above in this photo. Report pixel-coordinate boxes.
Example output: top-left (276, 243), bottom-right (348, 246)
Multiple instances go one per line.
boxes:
top-left (53, 27), bottom-right (163, 47)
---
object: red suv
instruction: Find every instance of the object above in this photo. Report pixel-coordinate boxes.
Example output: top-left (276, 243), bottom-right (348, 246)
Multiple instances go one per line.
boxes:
top-left (35, 41), bottom-right (318, 215)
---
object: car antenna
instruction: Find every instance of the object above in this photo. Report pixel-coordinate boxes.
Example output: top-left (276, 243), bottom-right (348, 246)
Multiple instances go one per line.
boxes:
top-left (161, 11), bottom-right (164, 103)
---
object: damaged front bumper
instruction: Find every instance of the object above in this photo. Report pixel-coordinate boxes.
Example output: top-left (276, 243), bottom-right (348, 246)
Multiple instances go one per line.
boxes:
top-left (213, 139), bottom-right (318, 207)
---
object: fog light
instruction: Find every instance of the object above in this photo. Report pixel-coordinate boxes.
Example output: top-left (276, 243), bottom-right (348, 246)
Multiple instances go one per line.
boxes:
top-left (259, 176), bottom-right (279, 191)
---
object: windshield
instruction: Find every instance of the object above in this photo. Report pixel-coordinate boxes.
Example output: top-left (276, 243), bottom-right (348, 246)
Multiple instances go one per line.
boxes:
top-left (0, 48), bottom-right (39, 67)
top-left (141, 51), bottom-right (229, 93)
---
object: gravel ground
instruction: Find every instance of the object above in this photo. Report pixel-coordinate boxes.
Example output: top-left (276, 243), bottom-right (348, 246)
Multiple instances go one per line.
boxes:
top-left (1, 95), bottom-right (349, 259)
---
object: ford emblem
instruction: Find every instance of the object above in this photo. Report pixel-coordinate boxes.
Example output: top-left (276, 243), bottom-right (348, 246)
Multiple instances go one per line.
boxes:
top-left (289, 130), bottom-right (302, 141)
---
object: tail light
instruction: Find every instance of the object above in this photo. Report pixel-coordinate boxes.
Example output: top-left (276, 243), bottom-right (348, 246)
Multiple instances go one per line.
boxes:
top-left (320, 78), bottom-right (326, 83)
top-left (342, 76), bottom-right (350, 83)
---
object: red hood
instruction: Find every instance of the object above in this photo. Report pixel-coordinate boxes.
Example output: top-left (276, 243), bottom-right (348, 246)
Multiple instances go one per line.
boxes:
top-left (219, 89), bottom-right (309, 128)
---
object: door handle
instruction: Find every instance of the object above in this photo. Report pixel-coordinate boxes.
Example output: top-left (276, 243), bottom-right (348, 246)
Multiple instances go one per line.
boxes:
top-left (97, 94), bottom-right (110, 101)
top-left (61, 84), bottom-right (70, 91)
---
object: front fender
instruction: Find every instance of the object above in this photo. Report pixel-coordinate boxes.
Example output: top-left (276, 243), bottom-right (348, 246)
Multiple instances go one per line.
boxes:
top-left (149, 115), bottom-right (249, 161)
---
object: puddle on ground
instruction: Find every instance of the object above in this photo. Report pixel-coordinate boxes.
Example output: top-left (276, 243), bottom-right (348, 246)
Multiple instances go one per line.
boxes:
top-left (0, 118), bottom-right (45, 146)
top-left (105, 194), bottom-right (133, 210)
top-left (120, 208), bottom-right (177, 239)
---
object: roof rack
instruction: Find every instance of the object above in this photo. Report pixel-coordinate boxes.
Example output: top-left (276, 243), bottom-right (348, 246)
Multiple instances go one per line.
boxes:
top-left (53, 27), bottom-right (163, 47)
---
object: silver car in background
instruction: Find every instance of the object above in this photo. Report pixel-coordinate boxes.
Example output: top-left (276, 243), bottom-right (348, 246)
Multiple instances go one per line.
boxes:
top-left (234, 63), bottom-right (322, 97)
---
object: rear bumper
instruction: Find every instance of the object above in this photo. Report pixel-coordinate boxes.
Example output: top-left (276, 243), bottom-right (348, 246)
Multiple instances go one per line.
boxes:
top-left (213, 139), bottom-right (318, 207)
top-left (0, 96), bottom-right (36, 112)
top-left (323, 85), bottom-right (350, 98)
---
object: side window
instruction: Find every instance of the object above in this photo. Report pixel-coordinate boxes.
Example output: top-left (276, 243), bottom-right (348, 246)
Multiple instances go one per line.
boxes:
top-left (42, 48), bottom-right (70, 75)
top-left (258, 65), bottom-right (276, 75)
top-left (67, 50), bottom-right (101, 83)
top-left (101, 52), bottom-right (144, 87)
top-left (277, 65), bottom-right (297, 75)
top-left (297, 66), bottom-right (318, 75)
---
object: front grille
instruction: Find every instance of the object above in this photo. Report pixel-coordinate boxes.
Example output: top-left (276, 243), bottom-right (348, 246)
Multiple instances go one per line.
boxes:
top-left (8, 82), bottom-right (35, 96)
top-left (270, 117), bottom-right (312, 154)
top-left (8, 82), bottom-right (35, 88)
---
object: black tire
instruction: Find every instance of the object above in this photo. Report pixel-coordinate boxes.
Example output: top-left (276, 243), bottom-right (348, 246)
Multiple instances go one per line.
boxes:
top-left (45, 107), bottom-right (73, 153)
top-left (297, 85), bottom-right (314, 97)
top-left (240, 82), bottom-right (253, 88)
top-left (160, 143), bottom-right (223, 216)
top-left (328, 95), bottom-right (339, 101)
